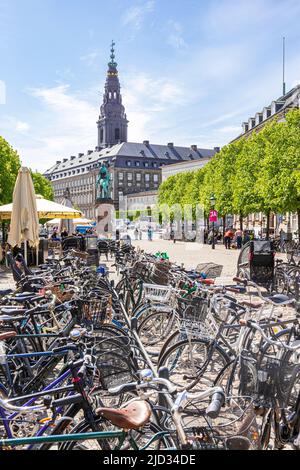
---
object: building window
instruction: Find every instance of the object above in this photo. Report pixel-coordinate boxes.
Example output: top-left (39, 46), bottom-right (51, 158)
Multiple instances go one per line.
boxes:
top-left (145, 174), bottom-right (150, 182)
top-left (127, 173), bottom-right (133, 181)
top-left (144, 162), bottom-right (149, 168)
top-left (153, 174), bottom-right (159, 182)
top-left (128, 182), bottom-right (132, 187)
top-left (109, 92), bottom-right (112, 100)
top-left (152, 162), bottom-right (158, 168)
top-left (114, 91), bottom-right (117, 100)
top-left (136, 173), bottom-right (141, 181)
top-left (126, 161), bottom-right (132, 167)
top-left (135, 161), bottom-right (140, 167)
top-left (118, 172), bottom-right (124, 180)
top-left (115, 128), bottom-right (120, 141)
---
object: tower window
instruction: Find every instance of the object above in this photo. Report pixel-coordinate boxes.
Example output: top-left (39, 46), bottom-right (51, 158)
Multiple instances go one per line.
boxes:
top-left (100, 129), bottom-right (104, 143)
top-left (114, 92), bottom-right (117, 99)
top-left (115, 128), bottom-right (120, 140)
top-left (109, 92), bottom-right (112, 100)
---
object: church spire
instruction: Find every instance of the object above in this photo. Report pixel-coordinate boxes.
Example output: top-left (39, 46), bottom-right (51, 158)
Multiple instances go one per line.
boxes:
top-left (97, 42), bottom-right (128, 149)
top-left (108, 40), bottom-right (118, 70)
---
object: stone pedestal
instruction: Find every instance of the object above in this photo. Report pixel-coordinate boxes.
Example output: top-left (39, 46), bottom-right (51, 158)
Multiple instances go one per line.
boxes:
top-left (94, 198), bottom-right (115, 238)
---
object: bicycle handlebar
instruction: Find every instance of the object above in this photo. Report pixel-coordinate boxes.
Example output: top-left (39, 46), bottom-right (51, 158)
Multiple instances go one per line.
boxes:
top-left (0, 397), bottom-right (45, 413)
top-left (240, 319), bottom-right (300, 351)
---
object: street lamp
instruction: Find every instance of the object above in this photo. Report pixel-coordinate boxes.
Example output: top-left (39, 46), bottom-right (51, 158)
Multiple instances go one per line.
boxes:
top-left (210, 194), bottom-right (216, 250)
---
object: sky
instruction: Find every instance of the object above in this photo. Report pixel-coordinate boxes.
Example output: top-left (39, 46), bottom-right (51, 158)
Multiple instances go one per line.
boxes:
top-left (1, 0), bottom-right (300, 173)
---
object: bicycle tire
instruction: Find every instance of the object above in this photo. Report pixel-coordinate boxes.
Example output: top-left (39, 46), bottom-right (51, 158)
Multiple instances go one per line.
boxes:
top-left (157, 337), bottom-right (230, 391)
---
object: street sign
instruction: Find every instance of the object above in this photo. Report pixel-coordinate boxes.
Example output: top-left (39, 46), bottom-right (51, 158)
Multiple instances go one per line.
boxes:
top-left (209, 209), bottom-right (218, 222)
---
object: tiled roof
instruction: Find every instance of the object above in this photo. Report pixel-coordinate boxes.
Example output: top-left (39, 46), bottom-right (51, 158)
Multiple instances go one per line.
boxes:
top-left (45, 142), bottom-right (217, 175)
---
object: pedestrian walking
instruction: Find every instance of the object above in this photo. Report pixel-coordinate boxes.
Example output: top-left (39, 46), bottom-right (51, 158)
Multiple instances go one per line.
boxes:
top-left (147, 226), bottom-right (153, 241)
top-left (224, 228), bottom-right (234, 249)
top-left (134, 227), bottom-right (139, 240)
top-left (170, 228), bottom-right (176, 244)
top-left (139, 229), bottom-right (142, 240)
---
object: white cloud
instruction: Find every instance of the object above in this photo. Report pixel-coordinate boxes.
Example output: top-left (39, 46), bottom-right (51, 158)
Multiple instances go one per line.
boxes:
top-left (15, 121), bottom-right (30, 132)
top-left (7, 84), bottom-right (99, 171)
top-left (218, 125), bottom-right (241, 134)
top-left (167, 20), bottom-right (187, 50)
top-left (122, 0), bottom-right (155, 30)
top-left (80, 50), bottom-right (100, 67)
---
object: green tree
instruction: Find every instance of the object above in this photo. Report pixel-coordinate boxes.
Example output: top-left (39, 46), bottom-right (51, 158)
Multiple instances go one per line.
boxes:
top-left (31, 171), bottom-right (54, 201)
top-left (0, 136), bottom-right (21, 205)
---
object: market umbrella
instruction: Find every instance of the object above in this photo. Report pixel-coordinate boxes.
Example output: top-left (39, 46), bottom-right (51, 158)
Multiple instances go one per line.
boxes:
top-left (0, 195), bottom-right (82, 220)
top-left (7, 167), bottom-right (39, 263)
top-left (46, 217), bottom-right (93, 226)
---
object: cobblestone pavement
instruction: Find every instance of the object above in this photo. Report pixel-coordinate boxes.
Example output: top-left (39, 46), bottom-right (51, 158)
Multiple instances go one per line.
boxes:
top-left (131, 239), bottom-right (240, 284)
top-left (0, 267), bottom-right (14, 291)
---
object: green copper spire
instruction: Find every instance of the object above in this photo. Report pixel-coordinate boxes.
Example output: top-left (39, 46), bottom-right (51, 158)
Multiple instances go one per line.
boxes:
top-left (108, 40), bottom-right (118, 69)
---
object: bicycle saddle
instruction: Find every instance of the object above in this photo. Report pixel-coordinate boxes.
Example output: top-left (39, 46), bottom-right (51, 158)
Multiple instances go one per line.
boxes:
top-left (225, 436), bottom-right (251, 450)
top-left (0, 306), bottom-right (26, 316)
top-left (0, 315), bottom-right (26, 323)
top-left (0, 289), bottom-right (13, 296)
top-left (267, 294), bottom-right (291, 304)
top-left (0, 331), bottom-right (17, 341)
top-left (96, 401), bottom-right (151, 430)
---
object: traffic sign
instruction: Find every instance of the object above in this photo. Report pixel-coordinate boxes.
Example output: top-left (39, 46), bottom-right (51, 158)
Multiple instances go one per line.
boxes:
top-left (209, 209), bottom-right (218, 222)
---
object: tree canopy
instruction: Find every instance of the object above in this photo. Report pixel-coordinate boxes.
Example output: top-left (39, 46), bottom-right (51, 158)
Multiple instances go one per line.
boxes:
top-left (158, 108), bottom-right (300, 227)
top-left (31, 171), bottom-right (54, 201)
top-left (0, 136), bottom-right (21, 205)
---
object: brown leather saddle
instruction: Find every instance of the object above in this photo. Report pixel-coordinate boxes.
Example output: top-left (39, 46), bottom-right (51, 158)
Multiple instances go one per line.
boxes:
top-left (96, 400), bottom-right (151, 430)
top-left (0, 331), bottom-right (17, 341)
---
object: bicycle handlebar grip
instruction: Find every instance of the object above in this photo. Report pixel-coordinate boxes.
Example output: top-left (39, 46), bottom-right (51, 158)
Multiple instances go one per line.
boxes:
top-left (108, 383), bottom-right (138, 395)
top-left (52, 344), bottom-right (77, 353)
top-left (78, 364), bottom-right (87, 379)
top-left (233, 277), bottom-right (248, 286)
top-left (52, 393), bottom-right (83, 408)
top-left (206, 391), bottom-right (225, 419)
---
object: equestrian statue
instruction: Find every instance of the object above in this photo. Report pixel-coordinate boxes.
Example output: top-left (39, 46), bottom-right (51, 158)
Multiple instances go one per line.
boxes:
top-left (96, 161), bottom-right (111, 200)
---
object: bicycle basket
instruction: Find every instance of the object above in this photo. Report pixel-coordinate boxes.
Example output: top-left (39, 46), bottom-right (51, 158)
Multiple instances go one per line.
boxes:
top-left (176, 297), bottom-right (215, 338)
top-left (94, 338), bottom-right (135, 390)
top-left (143, 283), bottom-right (173, 303)
top-left (46, 283), bottom-right (75, 302)
top-left (255, 355), bottom-right (297, 407)
top-left (195, 263), bottom-right (223, 279)
top-left (81, 296), bottom-right (113, 328)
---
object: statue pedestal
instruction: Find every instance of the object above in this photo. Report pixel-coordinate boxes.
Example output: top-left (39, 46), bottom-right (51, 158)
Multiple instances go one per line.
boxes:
top-left (94, 199), bottom-right (115, 238)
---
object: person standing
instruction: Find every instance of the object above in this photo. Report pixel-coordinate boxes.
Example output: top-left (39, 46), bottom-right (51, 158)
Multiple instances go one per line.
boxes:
top-left (224, 228), bottom-right (234, 249)
top-left (235, 228), bottom-right (243, 249)
top-left (134, 227), bottom-right (139, 240)
top-left (147, 226), bottom-right (153, 241)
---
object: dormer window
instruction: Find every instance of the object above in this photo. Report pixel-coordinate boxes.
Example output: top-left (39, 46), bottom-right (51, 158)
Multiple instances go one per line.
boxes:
top-left (126, 161), bottom-right (132, 167)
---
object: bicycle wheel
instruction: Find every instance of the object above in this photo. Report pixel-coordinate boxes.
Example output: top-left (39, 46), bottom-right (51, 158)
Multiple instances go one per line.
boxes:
top-left (137, 310), bottom-right (177, 359)
top-left (157, 338), bottom-right (230, 391)
top-left (60, 416), bottom-right (174, 450)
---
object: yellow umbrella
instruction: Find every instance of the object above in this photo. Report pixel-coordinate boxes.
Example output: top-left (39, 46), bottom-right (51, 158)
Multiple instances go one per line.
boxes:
top-left (7, 167), bottom-right (40, 262)
top-left (0, 195), bottom-right (82, 220)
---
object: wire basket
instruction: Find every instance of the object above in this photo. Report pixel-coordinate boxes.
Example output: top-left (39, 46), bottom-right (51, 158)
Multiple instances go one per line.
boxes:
top-left (81, 296), bottom-right (113, 328)
top-left (46, 284), bottom-right (75, 302)
top-left (94, 337), bottom-right (136, 390)
top-left (70, 249), bottom-right (89, 260)
top-left (176, 297), bottom-right (216, 339)
top-left (196, 263), bottom-right (223, 279)
top-left (143, 283), bottom-right (173, 303)
top-left (255, 355), bottom-right (297, 408)
top-left (133, 261), bottom-right (150, 280)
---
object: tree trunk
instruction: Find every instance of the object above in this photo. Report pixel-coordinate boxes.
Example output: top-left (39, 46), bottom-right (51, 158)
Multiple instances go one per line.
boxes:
top-left (239, 213), bottom-right (243, 231)
top-left (266, 210), bottom-right (270, 240)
